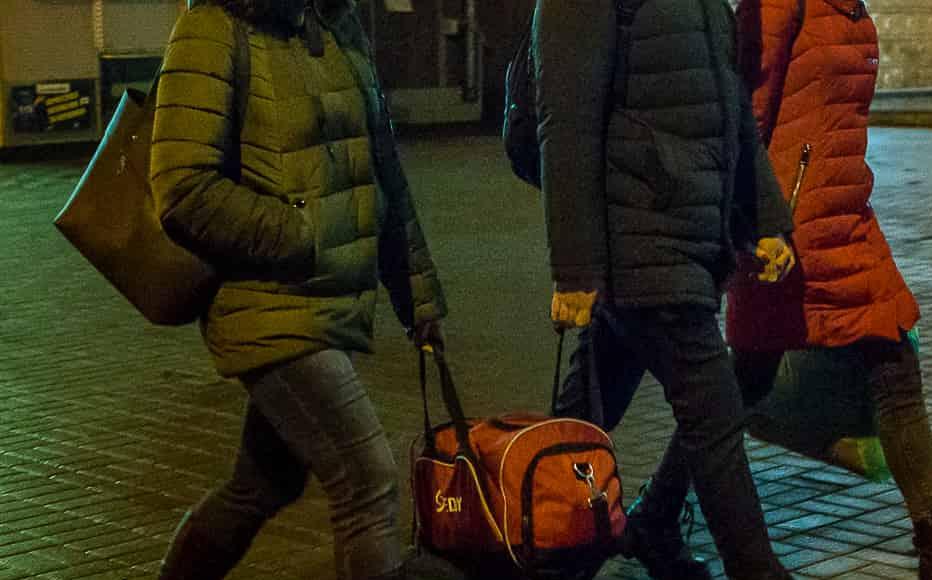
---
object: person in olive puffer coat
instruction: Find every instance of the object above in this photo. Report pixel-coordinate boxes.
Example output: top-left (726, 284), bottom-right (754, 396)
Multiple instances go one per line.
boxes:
top-left (535, 0), bottom-right (794, 578)
top-left (149, 0), bottom-right (446, 579)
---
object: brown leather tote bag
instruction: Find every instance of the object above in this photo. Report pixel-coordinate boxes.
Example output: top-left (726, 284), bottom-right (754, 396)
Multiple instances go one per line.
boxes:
top-left (54, 16), bottom-right (249, 325)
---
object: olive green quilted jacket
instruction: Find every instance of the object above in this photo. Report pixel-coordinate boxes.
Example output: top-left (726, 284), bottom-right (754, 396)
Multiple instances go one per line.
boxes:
top-left (150, 2), bottom-right (446, 377)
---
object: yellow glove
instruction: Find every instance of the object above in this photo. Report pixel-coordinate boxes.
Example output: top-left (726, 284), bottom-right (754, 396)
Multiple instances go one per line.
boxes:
top-left (551, 288), bottom-right (598, 328)
top-left (754, 235), bottom-right (796, 283)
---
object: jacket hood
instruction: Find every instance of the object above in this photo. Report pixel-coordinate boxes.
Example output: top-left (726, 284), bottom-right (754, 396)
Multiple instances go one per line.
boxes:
top-left (193, 0), bottom-right (355, 28)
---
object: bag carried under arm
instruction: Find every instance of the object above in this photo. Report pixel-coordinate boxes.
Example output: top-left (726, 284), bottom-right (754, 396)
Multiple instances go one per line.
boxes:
top-left (53, 10), bottom-right (250, 325)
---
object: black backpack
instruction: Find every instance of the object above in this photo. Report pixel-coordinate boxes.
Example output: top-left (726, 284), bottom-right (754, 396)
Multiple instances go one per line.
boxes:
top-left (502, 0), bottom-right (647, 189)
top-left (502, 15), bottom-right (540, 188)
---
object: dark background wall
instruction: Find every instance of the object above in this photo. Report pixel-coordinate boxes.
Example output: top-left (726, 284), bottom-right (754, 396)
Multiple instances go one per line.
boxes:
top-left (477, 0), bottom-right (535, 121)
top-left (363, 0), bottom-right (932, 128)
top-left (364, 0), bottom-right (536, 124)
top-left (366, 0), bottom-right (443, 89)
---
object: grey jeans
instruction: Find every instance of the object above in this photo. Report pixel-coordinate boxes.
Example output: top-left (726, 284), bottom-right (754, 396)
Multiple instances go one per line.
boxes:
top-left (162, 350), bottom-right (402, 580)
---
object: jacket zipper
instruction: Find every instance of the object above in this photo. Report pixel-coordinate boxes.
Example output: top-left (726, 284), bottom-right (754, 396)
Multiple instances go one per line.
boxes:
top-left (789, 143), bottom-right (812, 214)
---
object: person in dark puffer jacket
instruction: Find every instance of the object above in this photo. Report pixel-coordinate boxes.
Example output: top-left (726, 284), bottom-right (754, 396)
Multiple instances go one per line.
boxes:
top-left (149, 1), bottom-right (446, 579)
top-left (534, 0), bottom-right (794, 578)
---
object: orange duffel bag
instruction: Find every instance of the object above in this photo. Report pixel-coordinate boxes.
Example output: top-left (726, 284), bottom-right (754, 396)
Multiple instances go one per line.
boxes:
top-left (410, 344), bottom-right (625, 579)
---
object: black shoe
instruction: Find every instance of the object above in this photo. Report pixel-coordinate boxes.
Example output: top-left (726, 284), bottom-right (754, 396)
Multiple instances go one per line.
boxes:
top-left (619, 479), bottom-right (712, 580)
top-left (402, 547), bottom-right (469, 580)
top-left (370, 568), bottom-right (406, 580)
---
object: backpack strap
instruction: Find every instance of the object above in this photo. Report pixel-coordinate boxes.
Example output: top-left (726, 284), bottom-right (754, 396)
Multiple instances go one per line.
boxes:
top-left (153, 0), bottom-right (250, 115)
top-left (600, 0), bottom-right (647, 300)
top-left (147, 6), bottom-right (250, 179)
top-left (231, 19), bottom-right (250, 131)
top-left (616, 0), bottom-right (647, 27)
top-left (612, 0), bottom-right (649, 109)
top-left (228, 17), bottom-right (251, 180)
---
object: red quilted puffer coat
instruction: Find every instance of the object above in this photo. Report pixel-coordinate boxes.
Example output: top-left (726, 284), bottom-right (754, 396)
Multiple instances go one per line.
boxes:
top-left (726, 0), bottom-right (919, 351)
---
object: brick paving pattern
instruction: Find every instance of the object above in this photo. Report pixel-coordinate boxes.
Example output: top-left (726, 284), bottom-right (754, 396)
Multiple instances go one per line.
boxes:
top-left (0, 127), bottom-right (930, 579)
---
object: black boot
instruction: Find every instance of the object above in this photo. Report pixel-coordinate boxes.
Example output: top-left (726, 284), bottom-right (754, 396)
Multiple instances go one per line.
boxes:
top-left (619, 478), bottom-right (712, 580)
top-left (157, 510), bottom-right (260, 580)
top-left (369, 566), bottom-right (406, 580)
top-left (916, 515), bottom-right (932, 580)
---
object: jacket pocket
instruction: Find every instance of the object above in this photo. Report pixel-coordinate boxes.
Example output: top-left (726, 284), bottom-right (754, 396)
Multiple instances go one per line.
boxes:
top-left (287, 197), bottom-right (318, 281)
top-left (611, 112), bottom-right (723, 210)
top-left (609, 113), bottom-right (677, 209)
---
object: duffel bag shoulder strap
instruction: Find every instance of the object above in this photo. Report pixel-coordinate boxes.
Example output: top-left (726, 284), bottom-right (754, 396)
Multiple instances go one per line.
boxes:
top-left (418, 348), bottom-right (475, 461)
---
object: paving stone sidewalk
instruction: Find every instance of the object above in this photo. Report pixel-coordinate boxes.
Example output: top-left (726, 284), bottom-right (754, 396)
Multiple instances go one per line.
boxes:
top-left (0, 127), bottom-right (930, 580)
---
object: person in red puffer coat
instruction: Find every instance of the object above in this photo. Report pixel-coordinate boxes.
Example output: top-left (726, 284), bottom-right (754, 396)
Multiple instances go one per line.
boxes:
top-left (728, 0), bottom-right (932, 576)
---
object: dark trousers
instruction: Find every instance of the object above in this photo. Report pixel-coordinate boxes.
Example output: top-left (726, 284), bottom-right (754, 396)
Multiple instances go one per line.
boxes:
top-left (557, 305), bottom-right (785, 579)
top-left (735, 335), bottom-right (932, 522)
top-left (159, 350), bottom-right (402, 580)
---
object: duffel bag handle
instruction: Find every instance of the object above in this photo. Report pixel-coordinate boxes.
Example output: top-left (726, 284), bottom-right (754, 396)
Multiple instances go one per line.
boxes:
top-left (550, 328), bottom-right (566, 414)
top-left (550, 311), bottom-right (606, 427)
top-left (418, 348), bottom-right (475, 460)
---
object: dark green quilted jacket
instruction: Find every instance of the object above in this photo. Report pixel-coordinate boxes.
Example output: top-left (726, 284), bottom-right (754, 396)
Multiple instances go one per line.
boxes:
top-left (151, 0), bottom-right (446, 377)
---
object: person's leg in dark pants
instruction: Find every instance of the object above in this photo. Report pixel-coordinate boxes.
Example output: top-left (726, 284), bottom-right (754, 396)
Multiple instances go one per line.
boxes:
top-left (624, 307), bottom-right (786, 580)
top-left (732, 349), bottom-right (783, 409)
top-left (550, 307), bottom-right (703, 578)
top-left (858, 334), bottom-right (932, 579)
top-left (638, 348), bottom-right (783, 510)
top-left (159, 349), bottom-right (403, 580)
top-left (621, 438), bottom-right (708, 579)
top-left (157, 401), bottom-right (308, 580)
top-left (555, 305), bottom-right (705, 577)
top-left (622, 346), bottom-right (784, 579)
